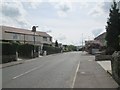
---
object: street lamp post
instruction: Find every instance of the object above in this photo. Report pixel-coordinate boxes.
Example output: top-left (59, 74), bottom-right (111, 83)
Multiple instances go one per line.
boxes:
top-left (32, 26), bottom-right (38, 58)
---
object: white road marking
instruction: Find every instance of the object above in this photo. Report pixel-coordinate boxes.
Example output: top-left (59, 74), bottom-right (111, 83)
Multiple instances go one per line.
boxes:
top-left (71, 61), bottom-right (80, 88)
top-left (12, 66), bottom-right (40, 79)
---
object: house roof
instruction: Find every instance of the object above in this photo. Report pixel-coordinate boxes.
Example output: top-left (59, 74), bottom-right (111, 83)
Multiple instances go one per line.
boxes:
top-left (1, 25), bottom-right (52, 37)
top-left (94, 32), bottom-right (106, 40)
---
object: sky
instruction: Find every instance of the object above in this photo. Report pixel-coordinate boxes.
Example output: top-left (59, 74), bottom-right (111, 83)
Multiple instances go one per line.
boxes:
top-left (1, 0), bottom-right (120, 45)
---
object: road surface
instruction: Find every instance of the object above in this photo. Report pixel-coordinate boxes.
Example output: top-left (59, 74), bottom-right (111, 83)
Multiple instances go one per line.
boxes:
top-left (2, 52), bottom-right (81, 88)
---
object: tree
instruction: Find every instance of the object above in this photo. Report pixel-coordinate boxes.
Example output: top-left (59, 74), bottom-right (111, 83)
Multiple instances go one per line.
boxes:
top-left (55, 40), bottom-right (58, 47)
top-left (67, 45), bottom-right (77, 51)
top-left (105, 0), bottom-right (120, 52)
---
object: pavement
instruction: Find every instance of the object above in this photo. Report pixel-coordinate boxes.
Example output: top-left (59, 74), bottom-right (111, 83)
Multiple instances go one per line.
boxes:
top-left (1, 51), bottom-right (119, 88)
top-left (0, 60), bottom-right (24, 69)
top-left (74, 52), bottom-right (119, 88)
top-left (97, 61), bottom-right (112, 75)
top-left (0, 56), bottom-right (43, 69)
top-left (97, 61), bottom-right (111, 71)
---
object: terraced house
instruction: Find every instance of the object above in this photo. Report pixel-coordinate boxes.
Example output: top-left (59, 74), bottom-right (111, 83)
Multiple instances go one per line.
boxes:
top-left (1, 25), bottom-right (52, 47)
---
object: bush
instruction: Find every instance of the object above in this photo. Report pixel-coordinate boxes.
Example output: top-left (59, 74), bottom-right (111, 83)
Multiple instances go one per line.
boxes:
top-left (0, 42), bottom-right (40, 63)
top-left (67, 45), bottom-right (77, 51)
top-left (18, 44), bottom-right (34, 58)
top-left (35, 45), bottom-right (39, 53)
top-left (99, 46), bottom-right (106, 51)
top-left (1, 42), bottom-right (18, 63)
top-left (105, 47), bottom-right (115, 55)
top-left (34, 45), bottom-right (40, 57)
top-left (1, 42), bottom-right (17, 55)
top-left (43, 45), bottom-right (61, 55)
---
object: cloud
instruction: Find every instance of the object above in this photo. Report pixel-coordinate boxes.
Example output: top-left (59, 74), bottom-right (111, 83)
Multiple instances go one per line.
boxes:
top-left (92, 28), bottom-right (103, 37)
top-left (55, 34), bottom-right (67, 41)
top-left (45, 30), bottom-right (52, 33)
top-left (49, 0), bottom-right (73, 17)
top-left (1, 0), bottom-right (114, 45)
top-left (49, 0), bottom-right (115, 17)
top-left (1, 0), bottom-right (43, 28)
top-left (101, 2), bottom-right (112, 12)
top-left (57, 36), bottom-right (66, 41)
top-left (60, 4), bottom-right (71, 12)
top-left (38, 26), bottom-right (52, 33)
top-left (2, 4), bottom-right (21, 17)
top-left (88, 2), bottom-right (112, 17)
top-left (26, 0), bottom-right (43, 9)
top-left (118, 1), bottom-right (120, 10)
top-left (1, 1), bottom-right (31, 28)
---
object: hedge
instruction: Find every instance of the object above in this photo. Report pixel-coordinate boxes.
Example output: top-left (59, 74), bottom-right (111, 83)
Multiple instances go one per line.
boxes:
top-left (18, 44), bottom-right (34, 58)
top-left (1, 41), bottom-right (62, 63)
top-left (43, 45), bottom-right (62, 55)
top-left (18, 44), bottom-right (40, 58)
top-left (1, 42), bottom-right (17, 55)
top-left (1, 42), bottom-right (18, 63)
top-left (1, 42), bottom-right (40, 63)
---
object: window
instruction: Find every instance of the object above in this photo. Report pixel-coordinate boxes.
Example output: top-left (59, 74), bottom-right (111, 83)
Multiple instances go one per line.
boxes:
top-left (43, 37), bottom-right (47, 41)
top-left (13, 33), bottom-right (19, 40)
top-left (49, 37), bottom-right (52, 41)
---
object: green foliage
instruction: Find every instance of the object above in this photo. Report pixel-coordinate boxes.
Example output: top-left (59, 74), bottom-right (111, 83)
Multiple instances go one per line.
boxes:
top-left (55, 40), bottom-right (58, 47)
top-left (105, 1), bottom-right (120, 52)
top-left (88, 43), bottom-right (100, 49)
top-left (18, 44), bottom-right (34, 58)
top-left (63, 45), bottom-right (68, 51)
top-left (67, 45), bottom-right (77, 51)
top-left (63, 45), bottom-right (77, 52)
top-left (35, 45), bottom-right (39, 52)
top-left (1, 41), bottom-right (40, 63)
top-left (1, 42), bottom-right (18, 63)
top-left (43, 45), bottom-right (61, 55)
top-left (1, 42), bottom-right (17, 55)
top-left (43, 43), bottom-right (51, 46)
top-left (105, 47), bottom-right (115, 55)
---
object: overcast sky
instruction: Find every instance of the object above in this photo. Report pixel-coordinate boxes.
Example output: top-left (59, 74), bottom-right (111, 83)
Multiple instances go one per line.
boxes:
top-left (1, 0), bottom-right (120, 45)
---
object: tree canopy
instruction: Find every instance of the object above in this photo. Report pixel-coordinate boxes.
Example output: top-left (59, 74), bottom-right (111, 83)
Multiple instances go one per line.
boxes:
top-left (105, 1), bottom-right (120, 51)
top-left (55, 40), bottom-right (59, 47)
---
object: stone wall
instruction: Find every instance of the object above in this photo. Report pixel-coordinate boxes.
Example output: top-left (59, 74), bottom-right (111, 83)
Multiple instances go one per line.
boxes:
top-left (112, 51), bottom-right (120, 85)
top-left (95, 54), bottom-right (112, 61)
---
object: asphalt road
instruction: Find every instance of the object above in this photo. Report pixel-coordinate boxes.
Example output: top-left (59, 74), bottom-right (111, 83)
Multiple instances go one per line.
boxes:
top-left (2, 52), bottom-right (81, 88)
